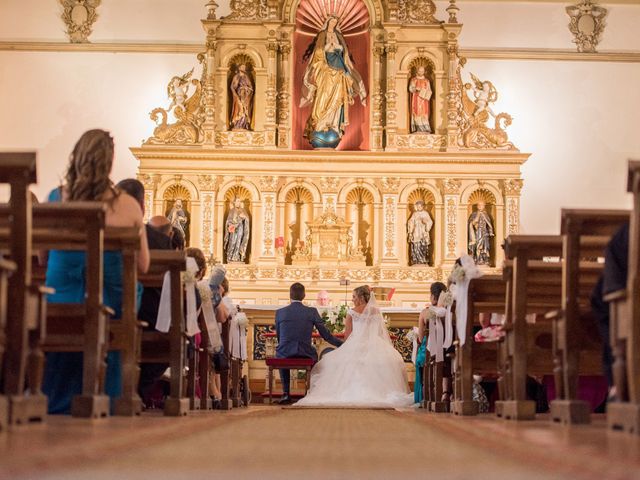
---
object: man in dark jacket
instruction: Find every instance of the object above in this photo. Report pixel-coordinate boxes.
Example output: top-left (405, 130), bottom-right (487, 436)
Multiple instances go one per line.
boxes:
top-left (275, 283), bottom-right (342, 404)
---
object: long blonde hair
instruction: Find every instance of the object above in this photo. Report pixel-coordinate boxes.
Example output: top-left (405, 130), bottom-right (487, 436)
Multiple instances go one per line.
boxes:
top-left (65, 129), bottom-right (115, 201)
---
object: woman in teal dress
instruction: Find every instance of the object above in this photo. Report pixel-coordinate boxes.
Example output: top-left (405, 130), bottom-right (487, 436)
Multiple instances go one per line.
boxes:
top-left (414, 282), bottom-right (447, 404)
top-left (42, 130), bottom-right (149, 414)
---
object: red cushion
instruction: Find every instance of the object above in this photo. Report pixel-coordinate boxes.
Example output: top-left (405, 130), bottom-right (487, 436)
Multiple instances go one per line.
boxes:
top-left (265, 357), bottom-right (315, 368)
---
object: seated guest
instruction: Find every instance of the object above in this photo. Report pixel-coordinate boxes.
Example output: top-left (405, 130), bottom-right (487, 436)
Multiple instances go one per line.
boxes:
top-left (591, 222), bottom-right (629, 396)
top-left (42, 129), bottom-right (150, 414)
top-left (149, 215), bottom-right (173, 240)
top-left (116, 179), bottom-right (171, 250)
top-left (208, 265), bottom-right (228, 406)
top-left (415, 282), bottom-right (447, 404)
top-left (115, 183), bottom-right (174, 406)
top-left (171, 226), bottom-right (185, 250)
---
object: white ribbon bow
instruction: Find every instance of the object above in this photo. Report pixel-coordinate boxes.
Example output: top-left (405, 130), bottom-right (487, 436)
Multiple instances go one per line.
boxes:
top-left (426, 307), bottom-right (447, 362)
top-left (156, 257), bottom-right (200, 336)
top-left (197, 279), bottom-right (223, 353)
top-left (453, 255), bottom-right (483, 346)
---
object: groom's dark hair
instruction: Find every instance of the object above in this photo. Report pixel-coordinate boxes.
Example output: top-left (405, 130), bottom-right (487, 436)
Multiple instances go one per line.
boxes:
top-left (290, 282), bottom-right (306, 301)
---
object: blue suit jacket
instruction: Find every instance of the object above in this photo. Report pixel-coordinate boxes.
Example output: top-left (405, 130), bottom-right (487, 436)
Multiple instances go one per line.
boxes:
top-left (275, 301), bottom-right (342, 361)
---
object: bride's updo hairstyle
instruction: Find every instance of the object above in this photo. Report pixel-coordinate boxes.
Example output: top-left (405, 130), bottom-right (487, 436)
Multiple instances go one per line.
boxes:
top-left (354, 285), bottom-right (371, 304)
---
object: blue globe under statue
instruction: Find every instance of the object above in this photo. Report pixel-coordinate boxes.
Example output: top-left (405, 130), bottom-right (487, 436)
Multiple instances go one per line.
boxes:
top-left (309, 129), bottom-right (342, 149)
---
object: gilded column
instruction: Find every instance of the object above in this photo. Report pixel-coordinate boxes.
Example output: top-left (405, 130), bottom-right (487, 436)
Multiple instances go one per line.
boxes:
top-left (265, 36), bottom-right (279, 146)
top-left (201, 18), bottom-right (220, 147)
top-left (277, 33), bottom-right (292, 149)
top-left (138, 173), bottom-right (161, 223)
top-left (371, 32), bottom-right (385, 152)
top-left (379, 177), bottom-right (400, 263)
top-left (443, 18), bottom-right (463, 150)
top-left (197, 174), bottom-right (222, 259)
top-left (259, 176), bottom-right (280, 259)
top-left (437, 178), bottom-right (462, 263)
top-left (384, 39), bottom-right (398, 151)
top-left (502, 179), bottom-right (523, 236)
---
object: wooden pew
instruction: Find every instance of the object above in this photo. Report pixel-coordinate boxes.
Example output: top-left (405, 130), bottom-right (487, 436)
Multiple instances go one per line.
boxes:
top-left (2, 206), bottom-right (145, 417)
top-left (138, 250), bottom-right (189, 416)
top-left (451, 275), bottom-right (504, 416)
top-left (497, 235), bottom-right (605, 420)
top-left (2, 203), bottom-right (113, 418)
top-left (0, 152), bottom-right (51, 425)
top-left (0, 256), bottom-right (17, 432)
top-left (605, 160), bottom-right (640, 434)
top-left (549, 209), bottom-right (629, 424)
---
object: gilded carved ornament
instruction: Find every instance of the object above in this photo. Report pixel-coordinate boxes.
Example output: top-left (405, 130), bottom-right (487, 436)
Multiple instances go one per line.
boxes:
top-left (225, 0), bottom-right (268, 20)
top-left (378, 177), bottom-right (401, 194)
top-left (138, 173), bottom-right (161, 191)
top-left (398, 0), bottom-right (438, 24)
top-left (60, 0), bottom-right (100, 43)
top-left (197, 174), bottom-right (222, 191)
top-left (437, 178), bottom-right (461, 196)
top-left (319, 177), bottom-right (341, 193)
top-left (205, 0), bottom-right (219, 20)
top-left (259, 176), bottom-right (283, 192)
top-left (566, 1), bottom-right (607, 54)
top-left (454, 64), bottom-right (516, 150)
top-left (446, 0), bottom-right (459, 24)
top-left (144, 67), bottom-right (205, 145)
top-left (501, 178), bottom-right (524, 196)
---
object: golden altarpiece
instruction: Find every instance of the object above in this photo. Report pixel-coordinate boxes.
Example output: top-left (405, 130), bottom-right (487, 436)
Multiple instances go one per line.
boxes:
top-left (131, 0), bottom-right (528, 383)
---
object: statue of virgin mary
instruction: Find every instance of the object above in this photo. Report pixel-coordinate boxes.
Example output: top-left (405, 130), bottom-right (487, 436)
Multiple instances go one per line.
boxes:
top-left (300, 15), bottom-right (367, 149)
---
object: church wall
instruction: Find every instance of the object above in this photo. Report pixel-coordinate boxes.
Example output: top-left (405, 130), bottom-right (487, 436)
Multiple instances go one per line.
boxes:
top-left (0, 1), bottom-right (639, 236)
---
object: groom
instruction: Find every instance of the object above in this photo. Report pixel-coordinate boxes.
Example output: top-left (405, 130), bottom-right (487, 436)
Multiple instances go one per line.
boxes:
top-left (275, 282), bottom-right (343, 404)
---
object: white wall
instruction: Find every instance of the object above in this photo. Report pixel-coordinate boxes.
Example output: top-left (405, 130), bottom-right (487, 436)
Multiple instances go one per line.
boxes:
top-left (0, 0), bottom-right (639, 234)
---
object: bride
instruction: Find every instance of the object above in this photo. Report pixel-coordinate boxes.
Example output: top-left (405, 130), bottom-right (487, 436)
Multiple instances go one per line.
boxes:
top-left (295, 285), bottom-right (414, 408)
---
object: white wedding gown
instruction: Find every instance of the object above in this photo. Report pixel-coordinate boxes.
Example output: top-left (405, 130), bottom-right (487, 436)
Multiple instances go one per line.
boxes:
top-left (295, 298), bottom-right (414, 408)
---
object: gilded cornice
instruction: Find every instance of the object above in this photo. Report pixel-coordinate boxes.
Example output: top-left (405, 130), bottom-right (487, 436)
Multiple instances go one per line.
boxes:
top-left (130, 146), bottom-right (530, 166)
top-left (2, 42), bottom-right (640, 63)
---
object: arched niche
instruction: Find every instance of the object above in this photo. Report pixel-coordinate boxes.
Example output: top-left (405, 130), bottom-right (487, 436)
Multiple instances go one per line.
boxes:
top-left (407, 57), bottom-right (437, 135)
top-left (406, 188), bottom-right (436, 266)
top-left (466, 188), bottom-right (497, 267)
top-left (227, 53), bottom-right (257, 131)
top-left (345, 186), bottom-right (375, 265)
top-left (223, 185), bottom-right (253, 264)
top-left (282, 0), bottom-right (384, 25)
top-left (163, 183), bottom-right (193, 246)
top-left (283, 186), bottom-right (314, 265)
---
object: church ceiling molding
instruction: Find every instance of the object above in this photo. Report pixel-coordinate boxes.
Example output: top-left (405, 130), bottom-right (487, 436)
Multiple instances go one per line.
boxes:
top-left (3, 43), bottom-right (639, 63)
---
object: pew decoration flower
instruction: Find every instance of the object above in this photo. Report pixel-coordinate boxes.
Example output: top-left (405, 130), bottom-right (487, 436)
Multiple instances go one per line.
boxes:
top-left (197, 282), bottom-right (212, 303)
top-left (440, 291), bottom-right (454, 308)
top-left (235, 311), bottom-right (249, 328)
top-left (321, 304), bottom-right (348, 334)
top-left (405, 327), bottom-right (418, 343)
top-left (451, 255), bottom-right (484, 346)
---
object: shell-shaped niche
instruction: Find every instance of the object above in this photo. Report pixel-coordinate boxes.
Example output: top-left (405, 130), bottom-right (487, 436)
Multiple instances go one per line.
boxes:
top-left (284, 186), bottom-right (314, 264)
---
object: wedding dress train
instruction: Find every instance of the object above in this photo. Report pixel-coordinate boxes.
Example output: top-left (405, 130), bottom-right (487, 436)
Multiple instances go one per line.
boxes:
top-left (295, 296), bottom-right (414, 408)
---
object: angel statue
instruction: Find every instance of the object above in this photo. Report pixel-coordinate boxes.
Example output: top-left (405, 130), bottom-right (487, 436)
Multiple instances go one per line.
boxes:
top-left (224, 197), bottom-right (250, 263)
top-left (300, 15), bottom-right (367, 149)
top-left (468, 201), bottom-right (494, 265)
top-left (167, 68), bottom-right (194, 112)
top-left (467, 73), bottom-right (497, 119)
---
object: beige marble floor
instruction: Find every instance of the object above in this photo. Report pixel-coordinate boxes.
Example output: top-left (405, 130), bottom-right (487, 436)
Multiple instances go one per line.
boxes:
top-left (1, 407), bottom-right (639, 480)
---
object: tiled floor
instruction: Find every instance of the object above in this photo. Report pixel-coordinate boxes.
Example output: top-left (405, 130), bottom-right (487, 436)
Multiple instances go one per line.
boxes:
top-left (1, 407), bottom-right (639, 479)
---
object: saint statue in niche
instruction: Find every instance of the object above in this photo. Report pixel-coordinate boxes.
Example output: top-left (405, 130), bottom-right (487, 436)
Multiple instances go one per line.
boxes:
top-left (468, 201), bottom-right (494, 265)
top-left (409, 66), bottom-right (432, 133)
top-left (229, 64), bottom-right (254, 131)
top-left (300, 15), bottom-right (367, 149)
top-left (167, 198), bottom-right (189, 243)
top-left (224, 197), bottom-right (251, 263)
top-left (407, 201), bottom-right (433, 265)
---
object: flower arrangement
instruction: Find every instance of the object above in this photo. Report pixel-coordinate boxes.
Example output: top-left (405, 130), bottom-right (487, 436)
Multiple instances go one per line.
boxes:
top-left (449, 264), bottom-right (466, 284)
top-left (405, 327), bottom-right (418, 343)
top-left (235, 311), bottom-right (249, 328)
top-left (321, 304), bottom-right (348, 334)
top-left (440, 291), bottom-right (454, 308)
